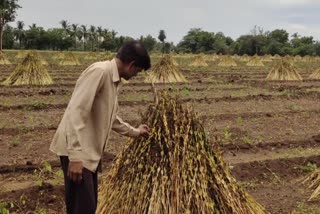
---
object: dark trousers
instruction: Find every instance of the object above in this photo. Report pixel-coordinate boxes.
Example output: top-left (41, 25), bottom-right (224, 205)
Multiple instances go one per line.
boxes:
top-left (60, 156), bottom-right (98, 214)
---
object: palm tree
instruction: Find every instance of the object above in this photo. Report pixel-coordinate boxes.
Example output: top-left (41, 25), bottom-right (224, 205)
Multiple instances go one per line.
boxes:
top-left (29, 23), bottom-right (37, 30)
top-left (76, 28), bottom-right (83, 51)
top-left (96, 26), bottom-right (103, 51)
top-left (71, 24), bottom-right (78, 49)
top-left (15, 20), bottom-right (25, 49)
top-left (81, 25), bottom-right (88, 51)
top-left (60, 20), bottom-right (70, 35)
top-left (89, 25), bottom-right (96, 51)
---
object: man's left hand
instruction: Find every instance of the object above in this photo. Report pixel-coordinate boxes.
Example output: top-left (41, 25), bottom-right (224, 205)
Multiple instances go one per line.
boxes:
top-left (138, 124), bottom-right (150, 138)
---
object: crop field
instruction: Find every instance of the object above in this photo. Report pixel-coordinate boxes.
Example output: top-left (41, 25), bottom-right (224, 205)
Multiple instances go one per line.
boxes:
top-left (1, 51), bottom-right (320, 213)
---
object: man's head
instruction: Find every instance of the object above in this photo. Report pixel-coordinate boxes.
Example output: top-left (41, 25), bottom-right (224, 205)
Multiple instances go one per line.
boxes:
top-left (116, 41), bottom-right (151, 80)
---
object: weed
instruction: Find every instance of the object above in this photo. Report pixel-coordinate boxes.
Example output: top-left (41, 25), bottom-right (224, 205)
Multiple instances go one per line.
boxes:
top-left (222, 127), bottom-right (232, 144)
top-left (300, 162), bottom-right (317, 173)
top-left (10, 136), bottom-right (20, 147)
top-left (242, 136), bottom-right (251, 144)
top-left (0, 202), bottom-right (14, 214)
top-left (236, 116), bottom-right (243, 126)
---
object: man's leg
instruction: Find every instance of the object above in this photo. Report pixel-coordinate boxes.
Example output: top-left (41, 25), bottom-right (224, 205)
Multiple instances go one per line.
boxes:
top-left (60, 156), bottom-right (98, 214)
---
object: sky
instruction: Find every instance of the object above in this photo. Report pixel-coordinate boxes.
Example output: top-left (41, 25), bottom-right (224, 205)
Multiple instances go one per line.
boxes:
top-left (14, 0), bottom-right (320, 44)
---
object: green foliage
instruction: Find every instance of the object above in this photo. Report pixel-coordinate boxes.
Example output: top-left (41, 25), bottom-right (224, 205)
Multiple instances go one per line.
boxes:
top-left (0, 0), bottom-right (21, 50)
top-left (10, 136), bottom-right (20, 147)
top-left (158, 29), bottom-right (166, 43)
top-left (0, 0), bottom-right (21, 25)
top-left (300, 162), bottom-right (317, 173)
top-left (176, 28), bottom-right (231, 54)
top-left (0, 201), bottom-right (14, 214)
top-left (223, 127), bottom-right (232, 144)
top-left (242, 136), bottom-right (251, 144)
top-left (2, 20), bottom-right (320, 56)
top-left (2, 24), bottom-right (14, 48)
top-left (139, 35), bottom-right (156, 52)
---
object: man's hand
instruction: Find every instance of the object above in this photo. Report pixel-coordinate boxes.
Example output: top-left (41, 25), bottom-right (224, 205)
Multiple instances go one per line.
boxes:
top-left (68, 161), bottom-right (83, 184)
top-left (138, 124), bottom-right (150, 138)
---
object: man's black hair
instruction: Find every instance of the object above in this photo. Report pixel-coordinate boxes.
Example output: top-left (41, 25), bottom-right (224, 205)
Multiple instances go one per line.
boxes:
top-left (116, 41), bottom-right (151, 71)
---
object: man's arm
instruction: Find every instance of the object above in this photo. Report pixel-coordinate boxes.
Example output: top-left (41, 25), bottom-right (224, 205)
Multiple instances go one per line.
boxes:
top-left (112, 104), bottom-right (149, 138)
top-left (112, 115), bottom-right (141, 137)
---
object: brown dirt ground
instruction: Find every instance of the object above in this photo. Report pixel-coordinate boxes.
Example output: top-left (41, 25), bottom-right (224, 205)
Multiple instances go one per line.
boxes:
top-left (1, 59), bottom-right (320, 213)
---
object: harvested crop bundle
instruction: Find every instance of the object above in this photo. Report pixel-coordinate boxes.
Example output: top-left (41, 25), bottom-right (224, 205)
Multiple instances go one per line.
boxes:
top-left (309, 68), bottom-right (320, 80)
top-left (246, 55), bottom-right (264, 67)
top-left (218, 55), bottom-right (237, 67)
top-left (2, 51), bottom-right (53, 86)
top-left (302, 169), bottom-right (320, 201)
top-left (0, 51), bottom-right (11, 65)
top-left (97, 92), bottom-right (265, 214)
top-left (145, 55), bottom-right (187, 83)
top-left (266, 59), bottom-right (302, 81)
top-left (59, 52), bottom-right (81, 65)
top-left (240, 54), bottom-right (249, 62)
top-left (190, 55), bottom-right (208, 67)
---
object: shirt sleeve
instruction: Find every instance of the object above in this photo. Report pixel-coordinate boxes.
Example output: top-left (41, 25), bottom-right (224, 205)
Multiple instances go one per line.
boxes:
top-left (111, 102), bottom-right (140, 137)
top-left (66, 65), bottom-right (106, 161)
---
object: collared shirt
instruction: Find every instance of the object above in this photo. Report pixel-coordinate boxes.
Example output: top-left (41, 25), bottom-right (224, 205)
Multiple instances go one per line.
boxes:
top-left (50, 59), bottom-right (140, 172)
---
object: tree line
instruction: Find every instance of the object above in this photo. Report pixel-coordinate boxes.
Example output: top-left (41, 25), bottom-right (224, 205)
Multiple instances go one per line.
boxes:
top-left (1, 0), bottom-right (320, 56)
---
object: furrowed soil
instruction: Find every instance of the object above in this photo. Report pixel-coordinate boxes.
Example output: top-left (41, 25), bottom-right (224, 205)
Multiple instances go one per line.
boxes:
top-left (1, 54), bottom-right (320, 213)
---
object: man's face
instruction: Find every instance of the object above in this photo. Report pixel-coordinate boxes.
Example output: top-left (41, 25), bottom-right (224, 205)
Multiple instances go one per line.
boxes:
top-left (122, 62), bottom-right (143, 80)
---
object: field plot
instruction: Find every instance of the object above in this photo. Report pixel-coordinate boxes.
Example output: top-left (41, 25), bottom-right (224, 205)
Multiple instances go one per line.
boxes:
top-left (1, 53), bottom-right (320, 213)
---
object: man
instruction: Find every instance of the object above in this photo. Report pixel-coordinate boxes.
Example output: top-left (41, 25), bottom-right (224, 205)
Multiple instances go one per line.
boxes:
top-left (50, 41), bottom-right (151, 214)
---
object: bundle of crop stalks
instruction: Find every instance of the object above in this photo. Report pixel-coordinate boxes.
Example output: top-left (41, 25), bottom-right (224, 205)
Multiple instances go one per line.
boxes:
top-left (0, 52), bottom-right (11, 65)
top-left (101, 53), bottom-right (115, 61)
top-left (2, 51), bottom-right (53, 86)
top-left (209, 53), bottom-right (219, 61)
top-left (190, 55), bottom-right (208, 67)
top-left (246, 55), bottom-right (264, 67)
top-left (15, 51), bottom-right (27, 59)
top-left (284, 55), bottom-right (294, 65)
top-left (309, 68), bottom-right (320, 79)
top-left (35, 52), bottom-right (49, 66)
top-left (294, 55), bottom-right (302, 62)
top-left (266, 59), bottom-right (302, 81)
top-left (84, 52), bottom-right (98, 60)
top-left (218, 55), bottom-right (237, 67)
top-left (302, 169), bottom-right (320, 201)
top-left (232, 54), bottom-right (240, 60)
top-left (59, 52), bottom-right (81, 66)
top-left (52, 51), bottom-right (65, 60)
top-left (273, 54), bottom-right (281, 59)
top-left (240, 54), bottom-right (249, 62)
top-left (97, 92), bottom-right (265, 214)
top-left (145, 55), bottom-right (187, 83)
top-left (302, 55), bottom-right (312, 62)
top-left (262, 54), bottom-right (272, 62)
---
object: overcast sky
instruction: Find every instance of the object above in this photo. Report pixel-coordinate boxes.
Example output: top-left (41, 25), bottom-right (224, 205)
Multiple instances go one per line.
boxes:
top-left (15, 0), bottom-right (320, 44)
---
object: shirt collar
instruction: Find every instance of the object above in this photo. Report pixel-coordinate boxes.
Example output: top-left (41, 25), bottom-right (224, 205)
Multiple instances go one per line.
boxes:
top-left (111, 59), bottom-right (120, 83)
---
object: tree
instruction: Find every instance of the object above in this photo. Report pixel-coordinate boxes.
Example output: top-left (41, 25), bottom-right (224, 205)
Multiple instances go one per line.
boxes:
top-left (140, 34), bottom-right (156, 52)
top-left (70, 23), bottom-right (78, 49)
top-left (2, 24), bottom-right (14, 48)
top-left (81, 25), bottom-right (88, 51)
top-left (60, 20), bottom-right (70, 33)
top-left (158, 29), bottom-right (166, 53)
top-left (14, 20), bottom-right (24, 48)
top-left (268, 29), bottom-right (289, 44)
top-left (96, 26), bottom-right (103, 51)
top-left (0, 0), bottom-right (20, 51)
top-left (89, 25), bottom-right (96, 51)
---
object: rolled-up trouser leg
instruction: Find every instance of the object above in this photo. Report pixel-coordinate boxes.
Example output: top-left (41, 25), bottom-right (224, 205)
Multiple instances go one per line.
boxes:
top-left (60, 156), bottom-right (98, 214)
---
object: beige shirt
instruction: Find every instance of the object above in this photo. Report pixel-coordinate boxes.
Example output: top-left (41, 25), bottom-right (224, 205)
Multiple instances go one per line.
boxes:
top-left (50, 59), bottom-right (140, 172)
